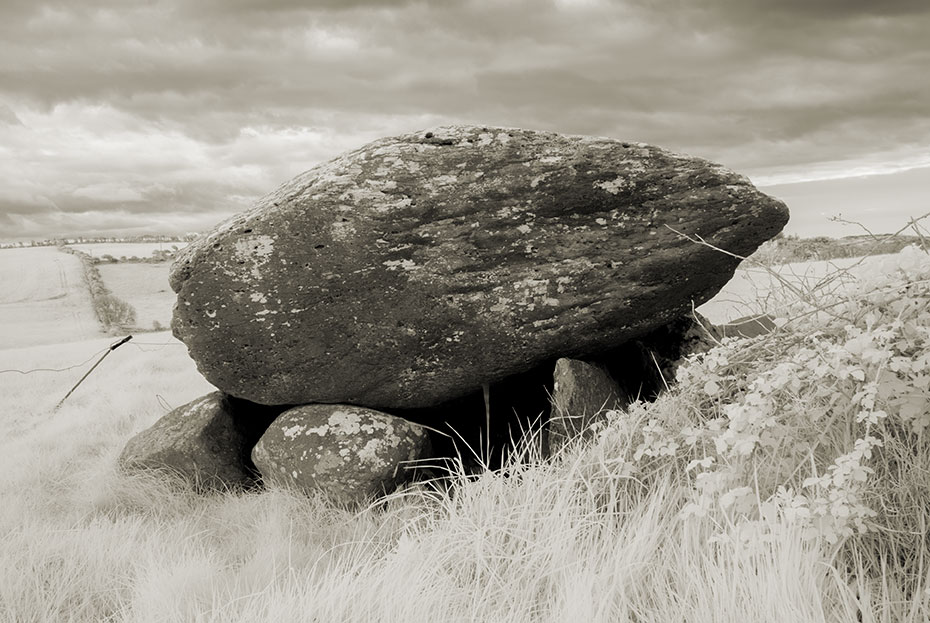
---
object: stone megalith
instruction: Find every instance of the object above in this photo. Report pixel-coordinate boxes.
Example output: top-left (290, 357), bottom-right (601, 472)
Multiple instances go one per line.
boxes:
top-left (546, 312), bottom-right (723, 454)
top-left (118, 392), bottom-right (284, 490)
top-left (252, 405), bottom-right (431, 505)
top-left (549, 358), bottom-right (627, 453)
top-left (171, 125), bottom-right (788, 409)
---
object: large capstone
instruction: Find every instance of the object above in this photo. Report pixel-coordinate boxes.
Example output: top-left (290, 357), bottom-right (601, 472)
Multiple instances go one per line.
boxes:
top-left (171, 125), bottom-right (788, 408)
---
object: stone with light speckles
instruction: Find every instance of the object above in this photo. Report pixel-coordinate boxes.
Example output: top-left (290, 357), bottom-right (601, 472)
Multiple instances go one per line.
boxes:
top-left (251, 405), bottom-right (431, 505)
top-left (171, 125), bottom-right (788, 408)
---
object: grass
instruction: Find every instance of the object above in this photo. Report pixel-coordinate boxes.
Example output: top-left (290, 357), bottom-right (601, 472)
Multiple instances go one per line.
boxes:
top-left (96, 263), bottom-right (174, 331)
top-left (1, 235), bottom-right (929, 621)
top-left (0, 247), bottom-right (102, 348)
top-left (0, 393), bottom-right (869, 622)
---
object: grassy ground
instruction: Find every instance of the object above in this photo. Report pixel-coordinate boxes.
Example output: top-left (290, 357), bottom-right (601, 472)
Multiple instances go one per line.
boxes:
top-left (696, 251), bottom-right (925, 324)
top-left (0, 344), bottom-right (871, 622)
top-left (0, 247), bottom-right (103, 348)
top-left (1, 242), bottom-right (928, 621)
top-left (96, 263), bottom-right (174, 331)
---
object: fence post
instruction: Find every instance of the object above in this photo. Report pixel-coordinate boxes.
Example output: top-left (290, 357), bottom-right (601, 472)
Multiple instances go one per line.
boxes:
top-left (55, 335), bottom-right (133, 409)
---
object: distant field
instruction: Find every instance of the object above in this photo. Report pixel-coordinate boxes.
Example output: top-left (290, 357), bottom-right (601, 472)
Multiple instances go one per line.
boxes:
top-left (97, 263), bottom-right (175, 330)
top-left (697, 250), bottom-right (930, 323)
top-left (67, 242), bottom-right (186, 260)
top-left (0, 247), bottom-right (104, 348)
top-left (0, 330), bottom-right (211, 435)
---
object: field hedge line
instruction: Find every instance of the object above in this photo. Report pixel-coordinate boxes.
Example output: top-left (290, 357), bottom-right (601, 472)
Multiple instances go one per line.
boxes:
top-left (59, 245), bottom-right (137, 332)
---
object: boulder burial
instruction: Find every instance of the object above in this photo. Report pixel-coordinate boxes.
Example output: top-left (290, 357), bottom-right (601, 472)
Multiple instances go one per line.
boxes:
top-left (171, 125), bottom-right (788, 408)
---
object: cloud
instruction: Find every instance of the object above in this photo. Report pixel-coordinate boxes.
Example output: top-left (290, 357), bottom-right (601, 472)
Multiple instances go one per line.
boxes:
top-left (707, 0), bottom-right (930, 19)
top-left (0, 103), bottom-right (22, 125)
top-left (0, 0), bottom-right (928, 239)
top-left (761, 165), bottom-right (930, 238)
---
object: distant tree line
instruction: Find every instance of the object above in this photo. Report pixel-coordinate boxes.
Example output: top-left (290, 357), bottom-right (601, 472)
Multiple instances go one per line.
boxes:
top-left (0, 233), bottom-right (199, 249)
top-left (95, 248), bottom-right (180, 264)
top-left (750, 233), bottom-right (926, 264)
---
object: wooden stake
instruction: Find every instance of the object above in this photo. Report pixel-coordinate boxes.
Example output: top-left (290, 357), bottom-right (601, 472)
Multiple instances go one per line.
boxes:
top-left (55, 335), bottom-right (133, 409)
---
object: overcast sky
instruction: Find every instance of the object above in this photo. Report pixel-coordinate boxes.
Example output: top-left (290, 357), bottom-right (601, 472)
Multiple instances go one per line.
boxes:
top-left (1, 0), bottom-right (928, 241)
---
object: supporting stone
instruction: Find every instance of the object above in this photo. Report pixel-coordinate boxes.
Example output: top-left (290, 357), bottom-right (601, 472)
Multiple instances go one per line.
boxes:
top-left (549, 358), bottom-right (628, 454)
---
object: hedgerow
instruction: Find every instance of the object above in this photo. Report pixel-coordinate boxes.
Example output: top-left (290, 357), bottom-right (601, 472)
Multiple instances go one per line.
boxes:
top-left (750, 233), bottom-right (923, 264)
top-left (589, 243), bottom-right (929, 600)
top-left (58, 245), bottom-right (137, 332)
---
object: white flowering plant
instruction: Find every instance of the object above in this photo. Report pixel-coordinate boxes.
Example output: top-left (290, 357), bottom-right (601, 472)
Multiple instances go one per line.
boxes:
top-left (621, 245), bottom-right (929, 552)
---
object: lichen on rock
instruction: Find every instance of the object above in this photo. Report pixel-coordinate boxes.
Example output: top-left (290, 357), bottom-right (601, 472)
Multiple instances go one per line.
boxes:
top-left (251, 404), bottom-right (432, 505)
top-left (170, 124), bottom-right (788, 409)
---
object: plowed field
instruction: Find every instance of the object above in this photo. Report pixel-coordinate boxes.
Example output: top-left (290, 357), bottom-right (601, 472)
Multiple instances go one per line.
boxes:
top-left (0, 247), bottom-right (103, 348)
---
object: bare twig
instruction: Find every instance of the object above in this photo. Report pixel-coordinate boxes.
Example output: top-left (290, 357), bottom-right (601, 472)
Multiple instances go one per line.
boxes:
top-left (830, 210), bottom-right (930, 242)
top-left (664, 225), bottom-right (881, 326)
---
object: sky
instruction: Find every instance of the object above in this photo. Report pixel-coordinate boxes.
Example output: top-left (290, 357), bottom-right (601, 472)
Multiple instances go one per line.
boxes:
top-left (1, 0), bottom-right (928, 242)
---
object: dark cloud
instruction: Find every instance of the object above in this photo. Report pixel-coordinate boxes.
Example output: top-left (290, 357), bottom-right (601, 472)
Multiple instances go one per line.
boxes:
top-left (0, 0), bottom-right (928, 239)
top-left (192, 0), bottom-right (421, 12)
top-left (717, 0), bottom-right (930, 19)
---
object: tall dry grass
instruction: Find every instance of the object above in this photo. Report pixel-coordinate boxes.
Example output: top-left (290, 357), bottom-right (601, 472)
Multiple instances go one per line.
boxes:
top-left (1, 238), bottom-right (929, 622)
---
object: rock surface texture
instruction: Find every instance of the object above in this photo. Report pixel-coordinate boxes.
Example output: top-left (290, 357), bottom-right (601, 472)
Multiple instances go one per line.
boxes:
top-left (171, 125), bottom-right (788, 408)
top-left (252, 405), bottom-right (431, 505)
top-left (549, 358), bottom-right (627, 453)
top-left (547, 313), bottom-right (721, 454)
top-left (118, 392), bottom-right (282, 490)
